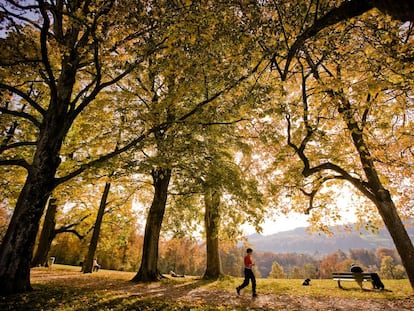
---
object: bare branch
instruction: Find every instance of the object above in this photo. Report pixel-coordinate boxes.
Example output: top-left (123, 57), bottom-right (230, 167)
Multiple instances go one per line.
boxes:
top-left (0, 158), bottom-right (31, 171)
top-left (273, 0), bottom-right (373, 80)
top-left (38, 1), bottom-right (57, 97)
top-left (0, 107), bottom-right (41, 128)
top-left (0, 83), bottom-right (46, 117)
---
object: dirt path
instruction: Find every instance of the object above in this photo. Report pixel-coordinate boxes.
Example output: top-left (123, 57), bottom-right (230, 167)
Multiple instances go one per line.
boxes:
top-left (27, 269), bottom-right (414, 310)
top-left (175, 288), bottom-right (414, 311)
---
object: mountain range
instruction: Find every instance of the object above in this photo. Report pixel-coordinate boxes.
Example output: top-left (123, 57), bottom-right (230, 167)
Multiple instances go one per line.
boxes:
top-left (246, 224), bottom-right (414, 255)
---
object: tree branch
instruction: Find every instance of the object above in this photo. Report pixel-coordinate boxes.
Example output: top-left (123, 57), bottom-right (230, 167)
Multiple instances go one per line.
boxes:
top-left (0, 158), bottom-right (31, 171)
top-left (274, 0), bottom-right (373, 80)
top-left (0, 83), bottom-right (46, 117)
top-left (38, 0), bottom-right (57, 99)
top-left (0, 107), bottom-right (41, 128)
top-left (56, 59), bottom-right (264, 186)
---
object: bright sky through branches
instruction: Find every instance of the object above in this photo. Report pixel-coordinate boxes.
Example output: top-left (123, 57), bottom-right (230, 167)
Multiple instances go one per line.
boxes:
top-left (244, 195), bottom-right (359, 236)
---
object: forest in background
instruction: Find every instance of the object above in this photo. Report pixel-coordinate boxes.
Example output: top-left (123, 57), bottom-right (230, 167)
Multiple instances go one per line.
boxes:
top-left (247, 222), bottom-right (414, 254)
top-left (44, 222), bottom-right (407, 280)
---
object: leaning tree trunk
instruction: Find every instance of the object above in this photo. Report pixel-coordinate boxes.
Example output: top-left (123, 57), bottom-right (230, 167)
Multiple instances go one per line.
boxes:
top-left (131, 168), bottom-right (171, 282)
top-left (203, 187), bottom-right (223, 280)
top-left (83, 182), bottom-right (110, 273)
top-left (373, 190), bottom-right (414, 289)
top-left (342, 101), bottom-right (414, 290)
top-left (31, 198), bottom-right (58, 267)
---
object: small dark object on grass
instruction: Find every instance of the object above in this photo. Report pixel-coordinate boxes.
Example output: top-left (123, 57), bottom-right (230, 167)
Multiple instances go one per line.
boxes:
top-left (302, 278), bottom-right (311, 286)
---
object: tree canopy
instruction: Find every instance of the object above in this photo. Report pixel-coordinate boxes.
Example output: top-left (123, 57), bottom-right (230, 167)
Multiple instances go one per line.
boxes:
top-left (1, 0), bottom-right (414, 295)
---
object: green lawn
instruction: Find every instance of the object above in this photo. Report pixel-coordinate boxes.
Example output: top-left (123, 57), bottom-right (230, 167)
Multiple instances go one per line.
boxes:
top-left (0, 265), bottom-right (412, 311)
top-left (216, 274), bottom-right (412, 299)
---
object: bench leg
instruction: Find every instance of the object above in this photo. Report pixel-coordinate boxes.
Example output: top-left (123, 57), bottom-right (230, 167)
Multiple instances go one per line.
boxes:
top-left (337, 280), bottom-right (343, 289)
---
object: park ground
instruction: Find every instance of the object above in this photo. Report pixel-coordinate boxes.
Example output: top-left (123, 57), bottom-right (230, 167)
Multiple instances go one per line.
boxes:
top-left (1, 265), bottom-right (414, 310)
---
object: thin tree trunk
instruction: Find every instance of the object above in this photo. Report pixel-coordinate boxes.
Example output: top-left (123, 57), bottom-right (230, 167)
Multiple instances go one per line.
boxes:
top-left (203, 187), bottom-right (223, 280)
top-left (131, 168), bottom-right (171, 282)
top-left (83, 182), bottom-right (110, 273)
top-left (31, 198), bottom-right (57, 267)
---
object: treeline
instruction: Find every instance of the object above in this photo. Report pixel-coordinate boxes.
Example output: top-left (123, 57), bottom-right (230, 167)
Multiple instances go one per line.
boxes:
top-left (256, 248), bottom-right (406, 279)
top-left (49, 231), bottom-right (406, 280)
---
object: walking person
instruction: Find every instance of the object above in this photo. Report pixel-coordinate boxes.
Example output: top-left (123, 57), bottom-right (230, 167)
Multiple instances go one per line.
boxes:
top-left (236, 248), bottom-right (257, 297)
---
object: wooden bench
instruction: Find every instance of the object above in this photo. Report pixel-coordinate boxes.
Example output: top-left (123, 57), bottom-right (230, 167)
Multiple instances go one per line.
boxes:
top-left (332, 272), bottom-right (372, 289)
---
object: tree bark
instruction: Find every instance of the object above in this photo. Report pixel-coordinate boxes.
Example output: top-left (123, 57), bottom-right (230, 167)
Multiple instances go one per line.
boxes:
top-left (31, 198), bottom-right (57, 267)
top-left (0, 126), bottom-right (67, 295)
top-left (83, 182), bottom-right (110, 273)
top-left (203, 187), bottom-right (223, 280)
top-left (373, 190), bottom-right (414, 289)
top-left (340, 98), bottom-right (414, 290)
top-left (131, 168), bottom-right (171, 282)
top-left (0, 3), bottom-right (79, 293)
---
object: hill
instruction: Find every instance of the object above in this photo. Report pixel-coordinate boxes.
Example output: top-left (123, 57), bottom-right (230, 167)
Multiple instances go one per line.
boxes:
top-left (246, 224), bottom-right (414, 255)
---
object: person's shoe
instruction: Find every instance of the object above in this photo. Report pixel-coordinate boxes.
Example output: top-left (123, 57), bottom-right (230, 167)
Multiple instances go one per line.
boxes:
top-left (236, 287), bottom-right (240, 295)
top-left (252, 293), bottom-right (258, 298)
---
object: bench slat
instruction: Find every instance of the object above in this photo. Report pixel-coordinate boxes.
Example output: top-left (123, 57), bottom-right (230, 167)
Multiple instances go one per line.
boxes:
top-left (332, 272), bottom-right (373, 288)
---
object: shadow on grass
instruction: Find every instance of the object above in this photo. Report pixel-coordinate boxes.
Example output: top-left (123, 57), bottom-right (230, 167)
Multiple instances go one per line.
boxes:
top-left (0, 277), bottom-right (228, 311)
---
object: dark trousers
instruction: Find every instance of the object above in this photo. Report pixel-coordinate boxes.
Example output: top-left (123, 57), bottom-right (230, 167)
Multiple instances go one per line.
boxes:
top-left (238, 268), bottom-right (256, 294)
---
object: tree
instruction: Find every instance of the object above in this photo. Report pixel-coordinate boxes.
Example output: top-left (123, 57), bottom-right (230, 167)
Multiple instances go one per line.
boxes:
top-left (131, 168), bottom-right (172, 282)
top-left (220, 242), bottom-right (243, 277)
top-left (279, 12), bottom-right (414, 287)
top-left (289, 266), bottom-right (303, 279)
top-left (319, 253), bottom-right (343, 279)
top-left (31, 198), bottom-right (58, 267)
top-left (268, 261), bottom-right (286, 279)
top-left (202, 185), bottom-right (223, 279)
top-left (0, 0), bottom-right (173, 295)
top-left (380, 255), bottom-right (397, 279)
top-left (31, 197), bottom-right (86, 267)
top-left (303, 262), bottom-right (319, 279)
top-left (126, 1), bottom-right (267, 282)
top-left (82, 181), bottom-right (110, 273)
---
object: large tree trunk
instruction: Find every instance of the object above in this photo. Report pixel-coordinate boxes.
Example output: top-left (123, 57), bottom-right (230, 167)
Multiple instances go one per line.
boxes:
top-left (31, 198), bottom-right (57, 267)
top-left (203, 187), bottom-right (223, 280)
top-left (373, 190), bottom-right (414, 289)
top-left (0, 126), bottom-right (66, 295)
top-left (0, 44), bottom-right (77, 295)
top-left (83, 182), bottom-right (110, 273)
top-left (131, 168), bottom-right (171, 282)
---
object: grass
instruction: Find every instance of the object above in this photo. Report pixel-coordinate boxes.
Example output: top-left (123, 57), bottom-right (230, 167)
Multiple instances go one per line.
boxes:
top-left (214, 274), bottom-right (412, 299)
top-left (0, 265), bottom-right (412, 310)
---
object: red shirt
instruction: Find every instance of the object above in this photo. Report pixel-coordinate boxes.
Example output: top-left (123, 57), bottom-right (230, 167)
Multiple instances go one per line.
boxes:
top-left (244, 254), bottom-right (253, 269)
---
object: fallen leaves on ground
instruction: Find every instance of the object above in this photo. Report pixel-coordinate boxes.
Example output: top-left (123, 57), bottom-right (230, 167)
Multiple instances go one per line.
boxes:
top-left (0, 268), bottom-right (413, 310)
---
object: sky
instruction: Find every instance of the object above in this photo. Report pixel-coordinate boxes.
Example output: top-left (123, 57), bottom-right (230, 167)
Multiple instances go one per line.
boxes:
top-left (244, 194), bottom-right (360, 236)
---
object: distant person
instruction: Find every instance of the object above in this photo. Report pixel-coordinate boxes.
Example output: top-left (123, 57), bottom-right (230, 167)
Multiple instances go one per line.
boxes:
top-left (350, 263), bottom-right (363, 288)
top-left (170, 270), bottom-right (184, 278)
top-left (236, 248), bottom-right (257, 298)
top-left (350, 263), bottom-right (363, 273)
top-left (93, 259), bottom-right (101, 272)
